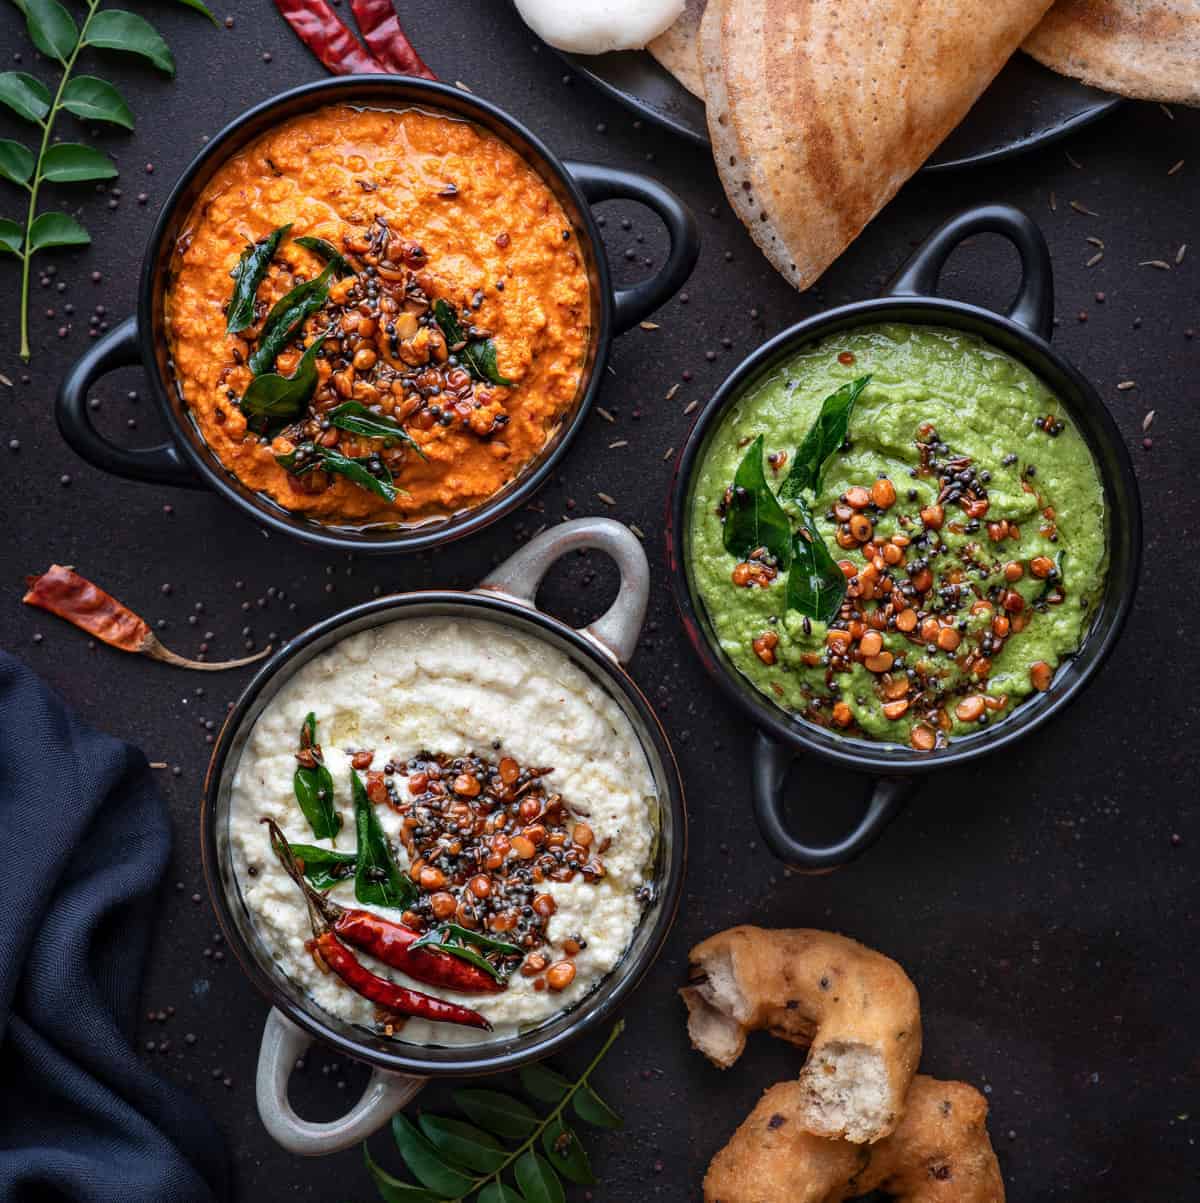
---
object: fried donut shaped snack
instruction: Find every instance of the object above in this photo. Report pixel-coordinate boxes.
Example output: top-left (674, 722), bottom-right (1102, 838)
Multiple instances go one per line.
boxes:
top-left (681, 926), bottom-right (922, 1143)
top-left (703, 1075), bottom-right (1005, 1203)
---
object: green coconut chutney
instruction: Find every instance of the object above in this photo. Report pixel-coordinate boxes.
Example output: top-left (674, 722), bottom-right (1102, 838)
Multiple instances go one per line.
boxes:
top-left (689, 323), bottom-right (1107, 747)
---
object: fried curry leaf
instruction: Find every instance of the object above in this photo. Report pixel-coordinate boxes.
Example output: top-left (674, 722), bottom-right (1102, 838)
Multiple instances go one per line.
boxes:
top-left (410, 923), bottom-right (522, 983)
top-left (240, 335), bottom-right (325, 432)
top-left (351, 769), bottom-right (414, 909)
top-left (276, 442), bottom-right (400, 502)
top-left (722, 434), bottom-right (793, 569)
top-left (289, 842), bottom-right (356, 890)
top-left (432, 298), bottom-right (514, 388)
top-left (328, 400), bottom-right (425, 457)
top-left (293, 234), bottom-right (355, 278)
top-left (226, 222), bottom-right (290, 334)
top-left (779, 375), bottom-right (871, 499)
top-left (785, 496), bottom-right (846, 623)
top-left (293, 711), bottom-right (340, 840)
top-left (249, 261), bottom-right (334, 374)
top-left (1035, 550), bottom-right (1066, 605)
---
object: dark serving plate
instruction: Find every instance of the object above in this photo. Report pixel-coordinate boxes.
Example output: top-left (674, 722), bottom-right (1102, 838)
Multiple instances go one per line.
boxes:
top-left (559, 47), bottom-right (1120, 172)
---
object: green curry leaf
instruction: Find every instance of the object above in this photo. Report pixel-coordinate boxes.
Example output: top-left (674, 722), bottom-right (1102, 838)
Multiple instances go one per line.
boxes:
top-left (0, 219), bottom-right (23, 256)
top-left (60, 76), bottom-right (134, 128)
top-left (722, 434), bottom-right (793, 569)
top-left (432, 298), bottom-right (514, 388)
top-left (0, 72), bottom-right (52, 124)
top-left (240, 335), bottom-right (325, 431)
top-left (85, 10), bottom-right (175, 76)
top-left (0, 140), bottom-right (35, 187)
top-left (780, 375), bottom-right (871, 499)
top-left (293, 712), bottom-right (340, 841)
top-left (540, 1117), bottom-right (595, 1185)
top-left (24, 0), bottom-right (78, 62)
top-left (249, 261), bottom-right (333, 374)
top-left (226, 222), bottom-right (291, 334)
top-left (352, 770), bottom-right (415, 909)
top-left (293, 234), bottom-right (354, 277)
top-left (785, 496), bottom-right (846, 623)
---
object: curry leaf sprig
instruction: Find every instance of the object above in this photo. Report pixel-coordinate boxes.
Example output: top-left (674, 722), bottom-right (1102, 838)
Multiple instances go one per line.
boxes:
top-left (365, 1021), bottom-right (625, 1203)
top-left (0, 0), bottom-right (215, 361)
top-left (722, 375), bottom-right (871, 623)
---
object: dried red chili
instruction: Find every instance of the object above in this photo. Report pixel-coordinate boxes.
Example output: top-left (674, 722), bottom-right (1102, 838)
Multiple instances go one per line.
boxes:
top-left (272, 0), bottom-right (387, 74)
top-left (347, 0), bottom-right (436, 77)
top-left (312, 930), bottom-right (491, 1029)
top-left (266, 819), bottom-right (501, 995)
top-left (22, 565), bottom-right (270, 672)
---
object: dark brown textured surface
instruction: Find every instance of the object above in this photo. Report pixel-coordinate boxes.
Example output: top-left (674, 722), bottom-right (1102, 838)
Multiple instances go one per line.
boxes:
top-left (0, 2), bottom-right (1197, 1199)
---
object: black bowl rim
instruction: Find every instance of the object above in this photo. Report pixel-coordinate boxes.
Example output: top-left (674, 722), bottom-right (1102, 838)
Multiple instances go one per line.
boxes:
top-left (200, 589), bottom-right (687, 1076)
top-left (667, 295), bottom-right (1143, 776)
top-left (138, 75), bottom-right (614, 554)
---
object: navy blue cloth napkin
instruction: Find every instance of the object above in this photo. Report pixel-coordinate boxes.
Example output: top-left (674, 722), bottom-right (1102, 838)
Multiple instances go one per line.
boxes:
top-left (0, 651), bottom-right (229, 1203)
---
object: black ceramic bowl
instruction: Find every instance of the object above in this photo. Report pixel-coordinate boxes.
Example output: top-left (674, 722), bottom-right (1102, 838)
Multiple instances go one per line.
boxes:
top-left (200, 519), bottom-right (686, 1154)
top-left (56, 76), bottom-right (698, 553)
top-left (667, 204), bottom-right (1141, 870)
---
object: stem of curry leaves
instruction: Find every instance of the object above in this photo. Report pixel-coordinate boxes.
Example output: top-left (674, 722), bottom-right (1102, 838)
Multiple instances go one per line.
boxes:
top-left (5, 0), bottom-right (212, 361)
top-left (15, 0), bottom-right (100, 361)
top-left (474, 1020), bottom-right (623, 1198)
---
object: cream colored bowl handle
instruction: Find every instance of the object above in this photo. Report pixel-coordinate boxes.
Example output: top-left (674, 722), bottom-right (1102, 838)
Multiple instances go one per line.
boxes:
top-left (477, 517), bottom-right (650, 664)
top-left (256, 1008), bottom-right (427, 1156)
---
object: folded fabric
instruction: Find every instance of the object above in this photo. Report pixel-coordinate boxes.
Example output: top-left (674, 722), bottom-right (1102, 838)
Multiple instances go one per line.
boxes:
top-left (0, 651), bottom-right (229, 1203)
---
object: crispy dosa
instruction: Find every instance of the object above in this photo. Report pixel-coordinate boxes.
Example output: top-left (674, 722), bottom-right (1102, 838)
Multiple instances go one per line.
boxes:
top-left (700, 0), bottom-right (1055, 290)
top-left (1024, 0), bottom-right (1199, 106)
top-left (649, 0), bottom-right (707, 98)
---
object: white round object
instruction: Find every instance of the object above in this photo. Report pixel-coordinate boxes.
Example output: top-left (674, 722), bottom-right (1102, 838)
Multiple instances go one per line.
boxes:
top-left (514, 0), bottom-right (685, 54)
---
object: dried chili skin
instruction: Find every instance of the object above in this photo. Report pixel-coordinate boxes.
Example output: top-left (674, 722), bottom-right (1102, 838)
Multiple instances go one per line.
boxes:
top-left (23, 565), bottom-right (270, 671)
top-left (347, 0), bottom-right (436, 78)
top-left (23, 565), bottom-right (150, 652)
top-left (334, 908), bottom-right (502, 994)
top-left (273, 0), bottom-right (388, 74)
top-left (315, 930), bottom-right (492, 1029)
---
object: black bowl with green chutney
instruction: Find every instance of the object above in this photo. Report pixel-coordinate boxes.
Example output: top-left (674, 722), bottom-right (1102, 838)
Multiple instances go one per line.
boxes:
top-left (666, 204), bottom-right (1141, 870)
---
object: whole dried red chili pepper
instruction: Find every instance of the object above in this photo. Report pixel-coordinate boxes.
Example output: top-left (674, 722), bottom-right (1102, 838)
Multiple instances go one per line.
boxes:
top-left (266, 819), bottom-right (502, 995)
top-left (313, 929), bottom-right (492, 1029)
top-left (273, 0), bottom-right (388, 74)
top-left (347, 0), bottom-right (436, 78)
top-left (22, 565), bottom-right (270, 672)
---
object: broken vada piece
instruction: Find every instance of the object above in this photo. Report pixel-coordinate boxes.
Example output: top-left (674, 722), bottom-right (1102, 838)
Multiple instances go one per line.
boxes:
top-left (681, 926), bottom-right (921, 1143)
top-left (704, 1075), bottom-right (1005, 1203)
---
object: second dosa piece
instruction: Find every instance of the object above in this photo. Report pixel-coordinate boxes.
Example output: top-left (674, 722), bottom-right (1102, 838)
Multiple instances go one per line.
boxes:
top-left (699, 0), bottom-right (1055, 290)
top-left (1024, 0), bottom-right (1200, 107)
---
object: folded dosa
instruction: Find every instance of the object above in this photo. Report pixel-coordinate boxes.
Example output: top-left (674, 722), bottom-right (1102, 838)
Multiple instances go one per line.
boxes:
top-left (1024, 0), bottom-right (1199, 106)
top-left (701, 0), bottom-right (1055, 290)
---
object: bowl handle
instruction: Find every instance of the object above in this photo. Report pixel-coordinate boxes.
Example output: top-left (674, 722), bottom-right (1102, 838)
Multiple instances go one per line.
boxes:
top-left (750, 730), bottom-right (917, 870)
top-left (477, 517), bottom-right (649, 664)
top-left (563, 160), bottom-right (699, 334)
top-left (255, 1008), bottom-right (426, 1156)
top-left (55, 316), bottom-right (200, 487)
top-left (883, 203), bottom-right (1054, 341)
